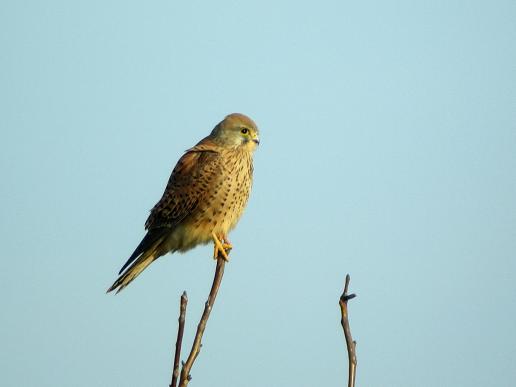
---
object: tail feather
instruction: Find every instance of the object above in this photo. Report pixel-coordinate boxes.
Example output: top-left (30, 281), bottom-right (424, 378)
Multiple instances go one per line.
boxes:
top-left (107, 252), bottom-right (157, 294)
top-left (118, 228), bottom-right (169, 274)
top-left (107, 229), bottom-right (169, 294)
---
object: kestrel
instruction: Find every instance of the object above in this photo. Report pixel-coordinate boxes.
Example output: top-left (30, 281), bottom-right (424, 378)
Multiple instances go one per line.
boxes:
top-left (107, 113), bottom-right (259, 293)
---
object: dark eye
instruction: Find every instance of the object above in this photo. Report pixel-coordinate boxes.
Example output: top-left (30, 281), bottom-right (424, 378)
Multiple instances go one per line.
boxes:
top-left (241, 128), bottom-right (249, 134)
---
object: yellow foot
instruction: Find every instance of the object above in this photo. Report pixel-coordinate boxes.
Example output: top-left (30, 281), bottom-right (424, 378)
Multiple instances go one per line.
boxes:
top-left (221, 234), bottom-right (233, 253)
top-left (212, 232), bottom-right (232, 261)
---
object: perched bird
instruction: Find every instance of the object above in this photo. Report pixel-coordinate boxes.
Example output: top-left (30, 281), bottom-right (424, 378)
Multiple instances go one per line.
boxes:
top-left (107, 113), bottom-right (259, 293)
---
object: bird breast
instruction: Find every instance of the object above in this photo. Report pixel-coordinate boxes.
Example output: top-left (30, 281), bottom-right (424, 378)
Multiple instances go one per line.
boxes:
top-left (184, 148), bottom-right (253, 248)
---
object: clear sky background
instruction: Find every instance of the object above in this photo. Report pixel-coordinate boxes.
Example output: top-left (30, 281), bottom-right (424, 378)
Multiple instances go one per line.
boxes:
top-left (1, 1), bottom-right (515, 386)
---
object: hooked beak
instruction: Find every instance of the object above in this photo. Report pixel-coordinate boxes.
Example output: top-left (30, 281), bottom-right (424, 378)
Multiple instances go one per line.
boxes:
top-left (253, 138), bottom-right (260, 145)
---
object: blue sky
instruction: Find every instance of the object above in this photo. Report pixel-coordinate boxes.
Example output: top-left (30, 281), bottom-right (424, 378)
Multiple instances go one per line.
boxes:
top-left (1, 1), bottom-right (515, 386)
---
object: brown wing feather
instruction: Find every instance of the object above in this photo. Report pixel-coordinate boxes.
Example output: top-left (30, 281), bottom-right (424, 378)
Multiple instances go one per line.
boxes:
top-left (145, 137), bottom-right (221, 230)
top-left (111, 138), bottom-right (221, 280)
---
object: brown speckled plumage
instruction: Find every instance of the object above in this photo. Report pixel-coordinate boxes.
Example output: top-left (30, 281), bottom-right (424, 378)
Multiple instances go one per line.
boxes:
top-left (108, 113), bottom-right (259, 293)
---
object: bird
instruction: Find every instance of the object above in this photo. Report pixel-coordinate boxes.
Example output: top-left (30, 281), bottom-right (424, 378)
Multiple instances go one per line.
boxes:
top-left (107, 113), bottom-right (259, 294)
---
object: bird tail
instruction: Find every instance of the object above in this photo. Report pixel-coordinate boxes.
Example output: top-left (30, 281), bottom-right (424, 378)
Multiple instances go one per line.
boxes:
top-left (107, 229), bottom-right (168, 294)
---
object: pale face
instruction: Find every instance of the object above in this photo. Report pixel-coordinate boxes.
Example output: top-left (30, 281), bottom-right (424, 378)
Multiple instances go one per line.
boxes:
top-left (211, 113), bottom-right (260, 150)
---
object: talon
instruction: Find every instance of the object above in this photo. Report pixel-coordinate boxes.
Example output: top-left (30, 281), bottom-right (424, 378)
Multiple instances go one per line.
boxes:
top-left (212, 232), bottom-right (230, 261)
top-left (220, 235), bottom-right (233, 253)
top-left (221, 234), bottom-right (233, 255)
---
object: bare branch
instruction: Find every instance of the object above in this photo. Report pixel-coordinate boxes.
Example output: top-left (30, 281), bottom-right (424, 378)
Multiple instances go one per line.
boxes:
top-left (170, 291), bottom-right (188, 387)
top-left (178, 257), bottom-right (226, 387)
top-left (339, 274), bottom-right (357, 387)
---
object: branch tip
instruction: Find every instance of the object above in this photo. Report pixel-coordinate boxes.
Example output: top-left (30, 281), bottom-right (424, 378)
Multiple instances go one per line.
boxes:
top-left (170, 289), bottom-right (189, 387)
top-left (339, 274), bottom-right (357, 387)
top-left (341, 293), bottom-right (357, 303)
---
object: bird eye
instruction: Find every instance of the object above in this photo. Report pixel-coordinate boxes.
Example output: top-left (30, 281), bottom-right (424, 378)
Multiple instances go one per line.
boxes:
top-left (240, 128), bottom-right (249, 134)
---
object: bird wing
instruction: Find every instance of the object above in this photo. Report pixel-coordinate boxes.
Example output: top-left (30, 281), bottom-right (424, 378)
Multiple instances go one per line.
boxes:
top-left (145, 137), bottom-right (221, 230)
top-left (116, 137), bottom-right (221, 276)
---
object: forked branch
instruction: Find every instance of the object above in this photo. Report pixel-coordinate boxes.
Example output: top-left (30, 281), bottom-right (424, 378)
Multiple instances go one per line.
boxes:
top-left (170, 262), bottom-right (356, 387)
top-left (169, 255), bottom-right (227, 387)
top-left (339, 274), bottom-right (357, 387)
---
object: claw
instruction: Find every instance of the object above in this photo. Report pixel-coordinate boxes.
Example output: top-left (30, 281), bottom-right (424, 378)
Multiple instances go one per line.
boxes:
top-left (221, 234), bottom-right (232, 251)
top-left (212, 232), bottom-right (231, 261)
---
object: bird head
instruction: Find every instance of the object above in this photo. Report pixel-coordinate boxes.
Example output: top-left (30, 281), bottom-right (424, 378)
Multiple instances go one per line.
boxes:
top-left (210, 113), bottom-right (260, 151)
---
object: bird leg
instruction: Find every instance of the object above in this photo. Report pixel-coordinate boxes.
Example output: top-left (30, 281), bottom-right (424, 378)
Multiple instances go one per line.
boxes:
top-left (212, 232), bottom-right (232, 261)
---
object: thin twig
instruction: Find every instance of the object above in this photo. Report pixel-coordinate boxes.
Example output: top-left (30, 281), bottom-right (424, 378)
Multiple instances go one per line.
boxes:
top-left (339, 274), bottom-right (357, 387)
top-left (170, 291), bottom-right (188, 387)
top-left (178, 257), bottom-right (226, 387)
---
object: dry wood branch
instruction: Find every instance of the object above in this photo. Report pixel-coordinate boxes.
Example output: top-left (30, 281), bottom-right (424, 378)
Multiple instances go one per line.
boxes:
top-left (339, 274), bottom-right (357, 387)
top-left (177, 257), bottom-right (226, 387)
top-left (170, 291), bottom-right (188, 387)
